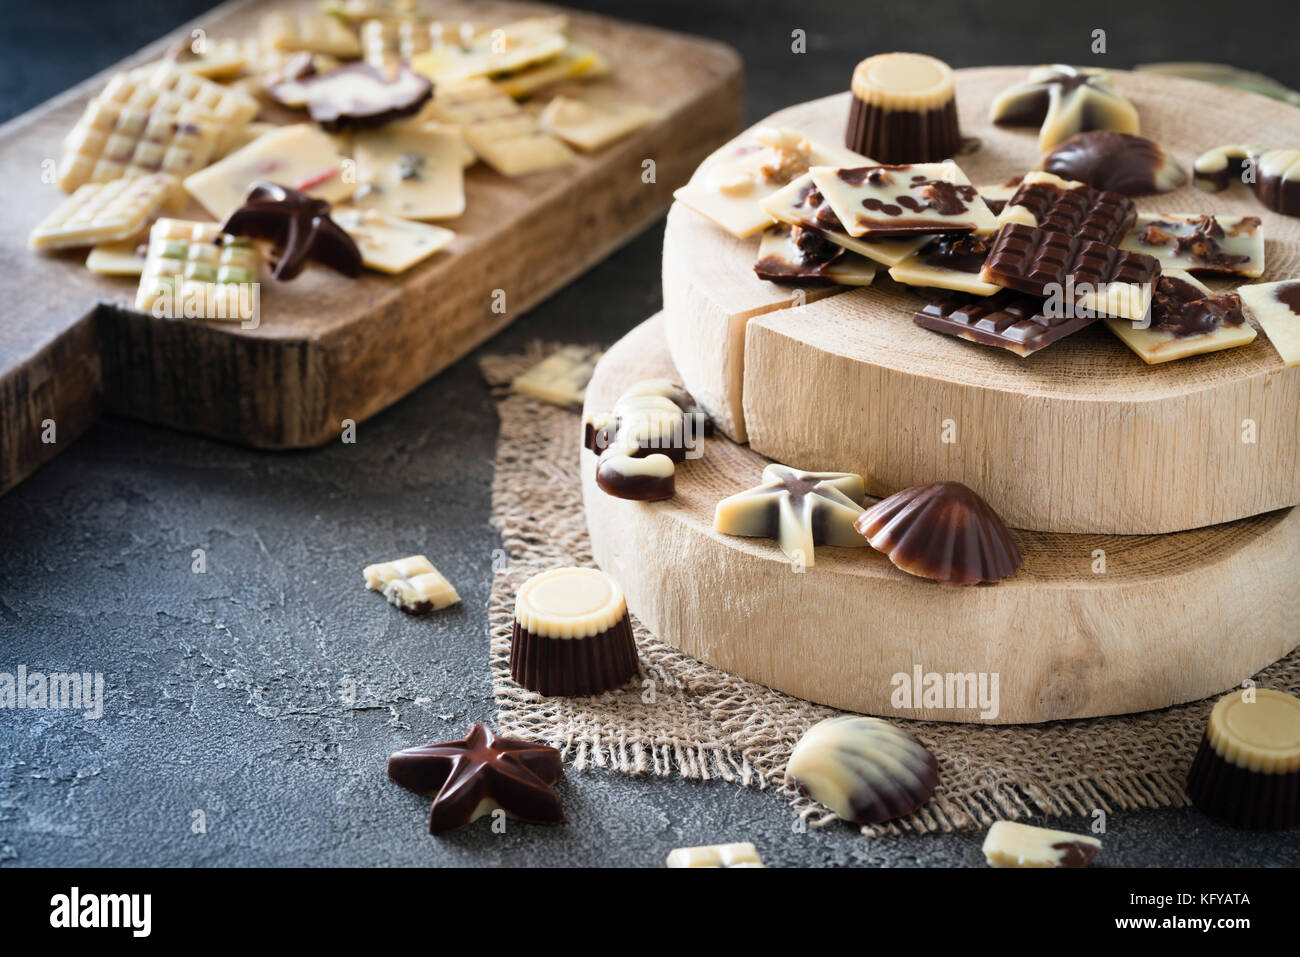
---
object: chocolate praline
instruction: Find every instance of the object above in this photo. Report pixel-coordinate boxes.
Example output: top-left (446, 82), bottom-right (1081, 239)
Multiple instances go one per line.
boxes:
top-left (845, 53), bottom-right (962, 163)
top-left (1042, 130), bottom-right (1186, 196)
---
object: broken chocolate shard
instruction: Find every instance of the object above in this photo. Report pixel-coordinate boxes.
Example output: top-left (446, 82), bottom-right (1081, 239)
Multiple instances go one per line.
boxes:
top-left (982, 821), bottom-right (1101, 868)
top-left (387, 723), bottom-right (565, 834)
top-left (1120, 214), bottom-right (1264, 278)
top-left (1150, 274), bottom-right (1245, 338)
top-left (221, 181), bottom-right (361, 280)
top-left (1042, 131), bottom-right (1186, 196)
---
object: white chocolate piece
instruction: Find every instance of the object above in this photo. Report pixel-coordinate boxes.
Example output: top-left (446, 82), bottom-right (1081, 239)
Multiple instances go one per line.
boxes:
top-left (537, 96), bottom-right (662, 152)
top-left (754, 225), bottom-right (877, 286)
top-left (409, 16), bottom-right (568, 82)
top-left (132, 62), bottom-right (260, 138)
top-left (760, 174), bottom-right (928, 267)
top-left (184, 124), bottom-right (354, 220)
top-left (714, 464), bottom-right (865, 567)
top-left (511, 345), bottom-right (603, 408)
top-left (1238, 279), bottom-right (1300, 365)
top-left (982, 821), bottom-right (1101, 868)
top-left (674, 128), bottom-right (871, 239)
top-left (665, 842), bottom-right (763, 868)
top-left (86, 234), bottom-right (149, 276)
top-left (809, 161), bottom-right (998, 239)
top-left (350, 126), bottom-right (465, 221)
top-left (496, 44), bottom-right (609, 100)
top-left (514, 567), bottom-right (626, 639)
top-left (169, 41), bottom-right (251, 81)
top-left (1119, 214), bottom-right (1265, 278)
top-left (989, 64), bottom-right (1139, 152)
top-left (261, 12), bottom-right (363, 58)
top-left (1105, 270), bottom-right (1256, 364)
top-left (214, 121), bottom-right (281, 161)
top-left (29, 174), bottom-right (178, 251)
top-left (887, 236), bottom-right (1000, 295)
top-left (359, 17), bottom-right (468, 72)
top-left (333, 207), bottom-right (454, 274)
top-left (135, 219), bottom-right (261, 323)
top-left (785, 716), bottom-right (939, 825)
top-left (428, 78), bottom-right (573, 177)
top-left (363, 555), bottom-right (460, 614)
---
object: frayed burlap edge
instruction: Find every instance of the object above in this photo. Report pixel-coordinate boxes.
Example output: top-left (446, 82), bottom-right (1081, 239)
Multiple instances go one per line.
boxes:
top-left (481, 343), bottom-right (1300, 838)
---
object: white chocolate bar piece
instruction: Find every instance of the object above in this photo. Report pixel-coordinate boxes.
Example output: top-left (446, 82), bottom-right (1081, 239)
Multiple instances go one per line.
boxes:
top-left (428, 78), bottom-right (571, 177)
top-left (511, 345), bottom-right (603, 408)
top-left (809, 160), bottom-right (998, 239)
top-left (333, 208), bottom-right (454, 274)
top-left (1105, 270), bottom-right (1255, 364)
top-left (982, 821), bottom-right (1101, 868)
top-left (132, 62), bottom-right (260, 134)
top-left (351, 126), bottom-right (465, 220)
top-left (537, 96), bottom-right (662, 152)
top-left (261, 12), bottom-right (363, 59)
top-left (887, 235), bottom-right (1000, 295)
top-left (754, 225), bottom-right (877, 286)
top-left (1119, 213), bottom-right (1265, 278)
top-left (58, 98), bottom-right (221, 192)
top-left (86, 234), bottom-right (149, 276)
top-left (136, 219), bottom-right (261, 323)
top-left (363, 555), bottom-right (460, 614)
top-left (409, 16), bottom-right (568, 82)
top-left (29, 174), bottom-right (177, 251)
top-left (665, 842), bottom-right (763, 868)
top-left (675, 128), bottom-right (871, 239)
top-left (496, 44), bottom-right (609, 100)
top-left (1238, 279), bottom-right (1300, 365)
top-left (184, 124), bottom-right (354, 220)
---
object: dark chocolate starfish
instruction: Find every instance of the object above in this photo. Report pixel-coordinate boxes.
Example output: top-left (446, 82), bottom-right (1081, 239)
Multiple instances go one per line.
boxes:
top-left (221, 181), bottom-right (362, 280)
top-left (387, 723), bottom-right (565, 834)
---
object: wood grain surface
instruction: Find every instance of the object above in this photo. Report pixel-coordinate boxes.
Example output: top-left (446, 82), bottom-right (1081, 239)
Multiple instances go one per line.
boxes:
top-left (0, 0), bottom-right (743, 495)
top-left (584, 314), bottom-right (1300, 723)
top-left (662, 69), bottom-right (1300, 534)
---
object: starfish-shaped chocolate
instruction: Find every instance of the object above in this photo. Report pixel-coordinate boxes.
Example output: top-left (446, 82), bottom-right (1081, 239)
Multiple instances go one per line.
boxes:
top-left (713, 463), bottom-right (867, 566)
top-left (221, 181), bottom-right (362, 280)
top-left (387, 723), bottom-right (565, 834)
top-left (989, 65), bottom-right (1139, 152)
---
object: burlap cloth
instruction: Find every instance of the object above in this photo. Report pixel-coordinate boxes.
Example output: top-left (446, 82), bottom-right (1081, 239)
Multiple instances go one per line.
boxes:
top-left (480, 344), bottom-right (1300, 837)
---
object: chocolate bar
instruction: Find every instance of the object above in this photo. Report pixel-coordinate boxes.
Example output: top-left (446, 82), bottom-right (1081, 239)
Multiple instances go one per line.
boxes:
top-left (537, 96), bottom-right (662, 152)
top-left (854, 481), bottom-right (1022, 585)
top-left (410, 16), bottom-right (568, 82)
top-left (713, 464), bottom-right (867, 567)
top-left (1119, 214), bottom-right (1264, 278)
top-left (1238, 279), bottom-right (1300, 365)
top-left (809, 161), bottom-right (998, 238)
top-left (1042, 131), bottom-right (1186, 196)
top-left (844, 52), bottom-right (961, 163)
top-left (333, 208), bottom-right (455, 274)
top-left (135, 219), bottom-right (261, 323)
top-left (58, 98), bottom-right (221, 192)
top-left (387, 723), bottom-right (565, 834)
top-left (510, 567), bottom-right (638, 696)
top-left (363, 555), bottom-right (460, 613)
top-left (989, 64), bottom-right (1139, 151)
top-left (980, 221), bottom-right (1160, 321)
top-left (666, 842), bottom-right (764, 868)
top-left (997, 170), bottom-right (1135, 247)
top-left (914, 289), bottom-right (1100, 356)
top-left (29, 174), bottom-right (178, 251)
top-left (785, 716), bottom-right (939, 825)
top-left (887, 233), bottom-right (1000, 295)
top-left (754, 224), bottom-right (878, 286)
top-left (982, 821), bottom-right (1101, 868)
top-left (510, 344), bottom-right (603, 408)
top-left (350, 125), bottom-right (465, 220)
top-left (260, 11), bottom-right (364, 58)
top-left (1105, 271), bottom-right (1255, 364)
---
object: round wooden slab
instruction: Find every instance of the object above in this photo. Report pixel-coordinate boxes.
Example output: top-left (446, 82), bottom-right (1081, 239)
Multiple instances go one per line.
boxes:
top-left (584, 315), bottom-right (1300, 724)
top-left (663, 69), bottom-right (1300, 534)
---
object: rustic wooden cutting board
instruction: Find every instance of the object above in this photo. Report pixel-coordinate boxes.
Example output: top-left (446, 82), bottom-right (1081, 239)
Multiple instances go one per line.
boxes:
top-left (0, 0), bottom-right (742, 495)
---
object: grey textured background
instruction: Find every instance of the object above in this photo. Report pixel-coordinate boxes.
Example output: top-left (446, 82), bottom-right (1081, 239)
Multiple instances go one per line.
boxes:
top-left (2, 0), bottom-right (1298, 867)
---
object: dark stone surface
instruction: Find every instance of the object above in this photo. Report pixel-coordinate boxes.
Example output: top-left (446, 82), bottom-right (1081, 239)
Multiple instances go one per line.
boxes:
top-left (2, 0), bottom-right (1298, 867)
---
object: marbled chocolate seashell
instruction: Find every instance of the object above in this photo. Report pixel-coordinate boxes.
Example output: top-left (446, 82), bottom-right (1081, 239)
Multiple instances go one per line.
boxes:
top-left (785, 716), bottom-right (939, 825)
top-left (854, 481), bottom-right (1022, 585)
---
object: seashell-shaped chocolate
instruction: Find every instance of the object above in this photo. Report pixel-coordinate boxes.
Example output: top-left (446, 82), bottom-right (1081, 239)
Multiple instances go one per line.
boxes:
top-left (785, 716), bottom-right (939, 825)
top-left (1042, 131), bottom-right (1185, 196)
top-left (854, 481), bottom-right (1022, 585)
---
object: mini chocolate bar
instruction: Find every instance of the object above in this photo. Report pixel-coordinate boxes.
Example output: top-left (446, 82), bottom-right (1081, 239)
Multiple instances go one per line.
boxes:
top-left (1104, 271), bottom-right (1254, 364)
top-left (510, 344), bottom-right (603, 408)
top-left (887, 233), bottom-right (1000, 295)
top-left (674, 128), bottom-right (870, 239)
top-left (713, 464), bottom-right (867, 567)
top-left (537, 96), bottom-right (662, 152)
top-left (754, 224), bottom-right (878, 286)
top-left (351, 125), bottom-right (465, 220)
top-left (854, 481), bottom-right (1021, 585)
top-left (844, 52), bottom-right (961, 163)
top-left (333, 208), bottom-right (455, 274)
top-left (785, 716), bottom-right (939, 825)
top-left (989, 64), bottom-right (1139, 152)
top-left (1238, 279), bottom-right (1300, 365)
top-left (666, 842), bottom-right (764, 868)
top-left (759, 174), bottom-right (929, 267)
top-left (1194, 145), bottom-right (1300, 217)
top-left (1119, 214), bottom-right (1264, 278)
top-left (260, 11), bottom-right (364, 59)
top-left (222, 182), bottom-right (362, 280)
top-left (982, 821), bottom-right (1101, 868)
top-left (363, 555), bottom-right (460, 613)
top-left (132, 62), bottom-right (260, 138)
top-left (409, 15), bottom-right (569, 82)
top-left (29, 174), bottom-right (178, 251)
top-left (1186, 688), bottom-right (1300, 830)
top-left (274, 63), bottom-right (432, 132)
top-left (914, 289), bottom-right (1099, 356)
top-left (808, 161), bottom-right (998, 239)
top-left (510, 567), bottom-right (638, 696)
top-left (996, 170), bottom-right (1135, 247)
top-left (135, 219), bottom-right (261, 323)
top-left (58, 98), bottom-right (221, 192)
top-left (387, 723), bottom-right (565, 834)
top-left (86, 234), bottom-right (149, 276)
top-left (980, 221), bottom-right (1160, 321)
top-left (1042, 131), bottom-right (1186, 196)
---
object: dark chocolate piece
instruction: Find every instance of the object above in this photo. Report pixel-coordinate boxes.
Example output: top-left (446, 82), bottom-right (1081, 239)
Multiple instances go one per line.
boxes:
top-left (274, 63), bottom-right (432, 132)
top-left (920, 233), bottom-right (993, 273)
top-left (1003, 172), bottom-right (1136, 246)
top-left (1042, 131), bottom-right (1186, 196)
top-left (1151, 275), bottom-right (1245, 338)
top-left (854, 481), bottom-right (1022, 585)
top-left (387, 723), bottom-right (565, 834)
top-left (981, 222), bottom-right (1161, 308)
top-left (221, 182), bottom-right (362, 280)
top-left (915, 289), bottom-right (1100, 356)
